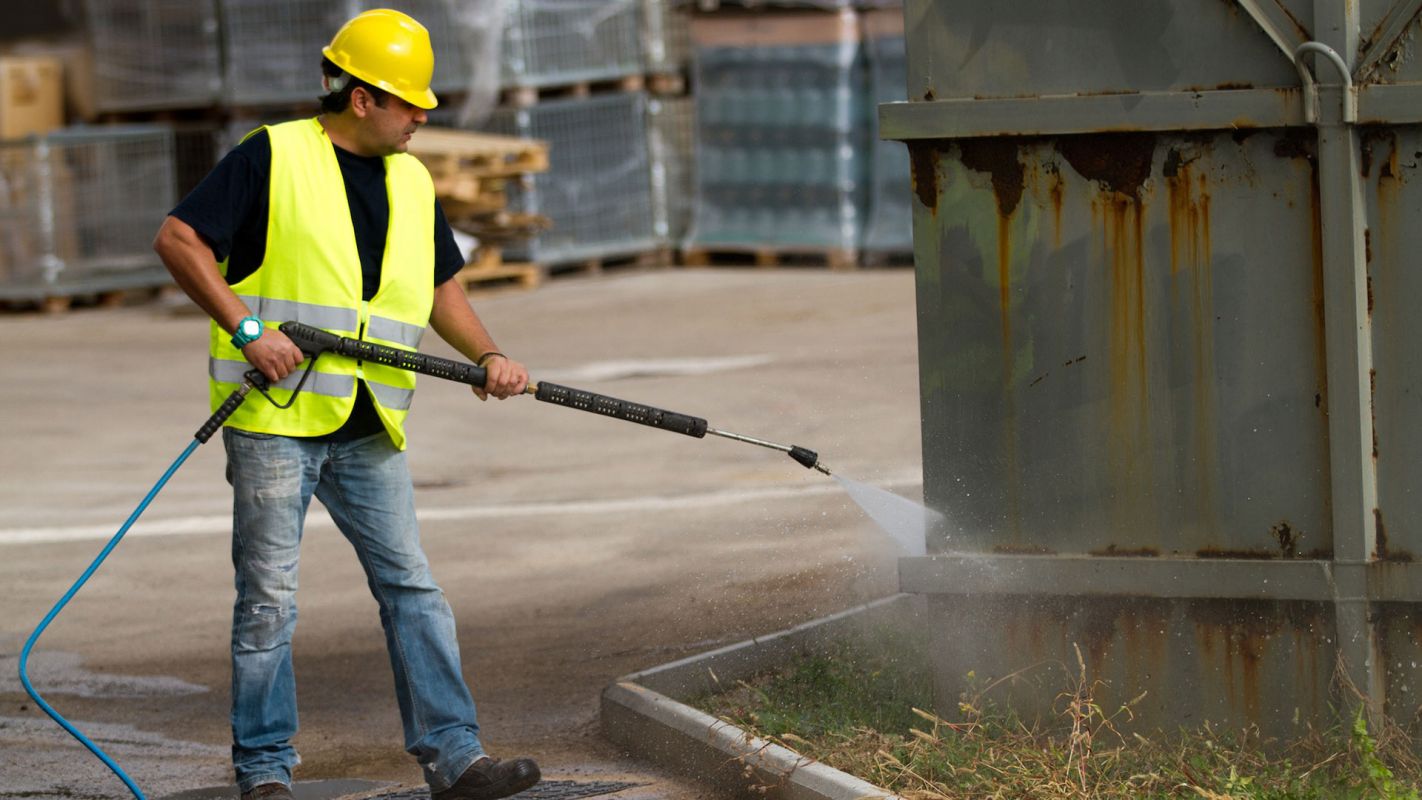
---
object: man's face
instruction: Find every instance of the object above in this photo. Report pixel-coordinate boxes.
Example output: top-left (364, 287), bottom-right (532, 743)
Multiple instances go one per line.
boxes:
top-left (354, 87), bottom-right (428, 156)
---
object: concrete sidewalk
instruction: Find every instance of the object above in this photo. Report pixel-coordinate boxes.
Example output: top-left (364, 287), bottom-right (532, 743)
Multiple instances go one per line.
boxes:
top-left (0, 267), bottom-right (923, 799)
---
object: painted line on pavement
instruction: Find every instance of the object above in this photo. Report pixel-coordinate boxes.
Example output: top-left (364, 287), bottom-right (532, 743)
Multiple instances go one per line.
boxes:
top-left (0, 474), bottom-right (923, 546)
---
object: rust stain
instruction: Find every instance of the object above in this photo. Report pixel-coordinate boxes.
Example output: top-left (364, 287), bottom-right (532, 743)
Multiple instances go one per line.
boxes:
top-left (922, 88), bottom-right (935, 102)
top-left (1089, 545), bottom-right (1160, 557)
top-left (1117, 603), bottom-right (1168, 695)
top-left (1161, 146), bottom-right (1217, 498)
top-left (992, 543), bottom-right (1057, 556)
top-left (958, 137), bottom-right (1026, 217)
top-left (1371, 368), bottom-right (1379, 462)
top-left (1306, 142), bottom-right (1328, 433)
top-left (1270, 520), bottom-right (1300, 558)
top-left (1195, 548), bottom-right (1278, 560)
top-left (1188, 600), bottom-right (1319, 724)
top-left (1048, 165), bottom-right (1064, 249)
top-left (1077, 605), bottom-right (1119, 680)
top-left (1375, 507), bottom-right (1388, 560)
top-left (1199, 174), bottom-right (1212, 267)
top-left (1273, 130), bottom-right (1317, 164)
top-left (1103, 193), bottom-right (1150, 508)
top-left (1058, 133), bottom-right (1156, 199)
top-left (997, 215), bottom-right (1013, 350)
top-left (907, 141), bottom-right (941, 214)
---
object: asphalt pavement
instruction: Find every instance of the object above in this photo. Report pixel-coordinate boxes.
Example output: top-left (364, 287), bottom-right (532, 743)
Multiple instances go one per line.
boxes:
top-left (0, 266), bottom-right (924, 799)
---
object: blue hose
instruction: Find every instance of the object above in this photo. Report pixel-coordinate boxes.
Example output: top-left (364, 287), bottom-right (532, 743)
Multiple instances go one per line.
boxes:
top-left (18, 438), bottom-right (203, 800)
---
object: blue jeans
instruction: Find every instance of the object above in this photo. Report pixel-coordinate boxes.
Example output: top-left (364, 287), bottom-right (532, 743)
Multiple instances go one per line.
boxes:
top-left (223, 428), bottom-right (484, 793)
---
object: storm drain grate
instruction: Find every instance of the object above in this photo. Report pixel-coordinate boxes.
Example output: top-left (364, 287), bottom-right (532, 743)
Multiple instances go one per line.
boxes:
top-left (367, 780), bottom-right (644, 800)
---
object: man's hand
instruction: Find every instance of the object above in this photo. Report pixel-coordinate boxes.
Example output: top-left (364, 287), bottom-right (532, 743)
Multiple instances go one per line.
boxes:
top-left (243, 329), bottom-right (306, 383)
top-left (475, 354), bottom-right (529, 401)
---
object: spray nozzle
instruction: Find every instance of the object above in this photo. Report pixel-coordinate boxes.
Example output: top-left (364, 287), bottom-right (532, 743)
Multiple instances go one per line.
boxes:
top-left (789, 446), bottom-right (831, 475)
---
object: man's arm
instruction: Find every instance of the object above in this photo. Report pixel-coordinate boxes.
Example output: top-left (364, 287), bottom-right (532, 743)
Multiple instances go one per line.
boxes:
top-left (152, 215), bottom-right (304, 383)
top-left (428, 278), bottom-right (529, 400)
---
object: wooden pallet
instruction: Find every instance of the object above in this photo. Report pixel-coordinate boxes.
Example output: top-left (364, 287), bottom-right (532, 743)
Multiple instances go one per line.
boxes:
top-left (454, 247), bottom-right (542, 293)
top-left (410, 128), bottom-right (548, 181)
top-left (681, 246), bottom-right (860, 271)
top-left (544, 248), bottom-right (673, 278)
top-left (646, 72), bottom-right (688, 96)
top-left (861, 250), bottom-right (915, 268)
top-left (501, 75), bottom-right (648, 107)
top-left (0, 286), bottom-right (165, 314)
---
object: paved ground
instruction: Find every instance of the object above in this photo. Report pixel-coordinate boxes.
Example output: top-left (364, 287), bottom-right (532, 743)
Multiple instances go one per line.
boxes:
top-left (0, 267), bottom-right (923, 799)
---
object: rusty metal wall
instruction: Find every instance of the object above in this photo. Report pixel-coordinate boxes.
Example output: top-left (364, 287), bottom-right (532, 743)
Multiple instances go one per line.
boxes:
top-left (883, 0), bottom-right (1422, 735)
top-left (913, 132), bottom-right (1330, 557)
top-left (1361, 128), bottom-right (1422, 561)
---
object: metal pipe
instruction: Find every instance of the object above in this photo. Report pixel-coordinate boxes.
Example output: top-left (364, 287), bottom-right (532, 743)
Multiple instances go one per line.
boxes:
top-left (1294, 41), bottom-right (1356, 123)
top-left (709, 428), bottom-right (831, 475)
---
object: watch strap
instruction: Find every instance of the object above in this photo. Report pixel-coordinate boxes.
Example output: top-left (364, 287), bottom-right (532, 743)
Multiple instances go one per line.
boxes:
top-left (230, 315), bottom-right (264, 349)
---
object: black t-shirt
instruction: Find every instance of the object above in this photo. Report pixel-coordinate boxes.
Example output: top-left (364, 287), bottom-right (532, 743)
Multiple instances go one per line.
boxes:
top-left (172, 127), bottom-right (466, 441)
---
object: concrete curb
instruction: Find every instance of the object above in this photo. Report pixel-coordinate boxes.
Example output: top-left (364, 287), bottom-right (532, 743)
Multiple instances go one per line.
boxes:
top-left (601, 594), bottom-right (920, 800)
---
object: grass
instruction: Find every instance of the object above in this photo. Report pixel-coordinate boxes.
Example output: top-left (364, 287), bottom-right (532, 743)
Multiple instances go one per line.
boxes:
top-left (696, 643), bottom-right (1422, 799)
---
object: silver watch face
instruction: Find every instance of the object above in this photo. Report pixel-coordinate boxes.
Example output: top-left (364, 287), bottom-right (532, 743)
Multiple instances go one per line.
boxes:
top-left (241, 319), bottom-right (262, 337)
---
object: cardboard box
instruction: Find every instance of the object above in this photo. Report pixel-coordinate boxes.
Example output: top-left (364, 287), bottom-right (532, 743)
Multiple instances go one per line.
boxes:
top-left (861, 7), bottom-right (904, 40)
top-left (1, 56), bottom-right (64, 139)
top-left (690, 9), bottom-right (860, 49)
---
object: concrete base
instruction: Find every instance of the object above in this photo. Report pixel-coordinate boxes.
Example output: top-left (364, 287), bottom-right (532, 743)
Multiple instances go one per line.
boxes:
top-left (601, 594), bottom-right (923, 800)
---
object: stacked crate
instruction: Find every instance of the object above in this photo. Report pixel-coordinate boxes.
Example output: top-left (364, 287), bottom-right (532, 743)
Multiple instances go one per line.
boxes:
top-left (49, 0), bottom-right (909, 305)
top-left (82, 0), bottom-right (223, 113)
top-left (683, 9), bottom-right (869, 268)
top-left (647, 94), bottom-right (695, 247)
top-left (219, 0), bottom-right (356, 107)
top-left (0, 126), bottom-right (175, 307)
top-left (502, 0), bottom-right (644, 92)
top-left (449, 0), bottom-right (692, 271)
top-left (860, 7), bottom-right (911, 256)
top-left (484, 92), bottom-right (661, 268)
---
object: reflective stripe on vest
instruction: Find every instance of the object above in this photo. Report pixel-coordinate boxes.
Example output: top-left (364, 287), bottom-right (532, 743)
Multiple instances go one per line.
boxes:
top-left (236, 295), bottom-right (358, 334)
top-left (367, 314), bottom-right (425, 349)
top-left (208, 117), bottom-right (435, 449)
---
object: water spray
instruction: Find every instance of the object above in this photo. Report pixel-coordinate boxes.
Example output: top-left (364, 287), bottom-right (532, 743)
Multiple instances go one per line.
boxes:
top-left (21, 320), bottom-right (840, 800)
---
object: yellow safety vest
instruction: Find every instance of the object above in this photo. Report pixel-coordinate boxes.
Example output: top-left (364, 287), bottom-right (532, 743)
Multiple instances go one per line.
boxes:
top-left (208, 117), bottom-right (435, 450)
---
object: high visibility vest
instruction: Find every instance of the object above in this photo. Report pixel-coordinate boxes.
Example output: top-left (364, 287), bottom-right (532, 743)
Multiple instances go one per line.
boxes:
top-left (208, 117), bottom-right (435, 450)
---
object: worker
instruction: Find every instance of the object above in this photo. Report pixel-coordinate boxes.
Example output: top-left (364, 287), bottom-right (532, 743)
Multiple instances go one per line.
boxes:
top-left (152, 10), bottom-right (539, 800)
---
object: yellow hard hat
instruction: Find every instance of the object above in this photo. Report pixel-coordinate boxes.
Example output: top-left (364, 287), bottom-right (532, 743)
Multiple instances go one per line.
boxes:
top-left (322, 8), bottom-right (438, 110)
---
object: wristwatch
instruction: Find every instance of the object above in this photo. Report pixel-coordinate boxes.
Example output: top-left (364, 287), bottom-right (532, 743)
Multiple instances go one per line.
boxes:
top-left (230, 315), bottom-right (264, 349)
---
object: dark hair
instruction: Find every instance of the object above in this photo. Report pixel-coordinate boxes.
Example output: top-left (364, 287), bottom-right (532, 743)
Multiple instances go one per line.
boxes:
top-left (319, 57), bottom-right (389, 113)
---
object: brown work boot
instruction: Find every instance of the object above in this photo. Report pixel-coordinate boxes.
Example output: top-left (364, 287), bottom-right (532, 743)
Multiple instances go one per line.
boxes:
top-left (432, 755), bottom-right (541, 800)
top-left (240, 783), bottom-right (294, 800)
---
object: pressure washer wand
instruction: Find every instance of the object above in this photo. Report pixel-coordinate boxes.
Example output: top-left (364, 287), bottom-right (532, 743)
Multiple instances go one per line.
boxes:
top-left (279, 321), bottom-right (831, 475)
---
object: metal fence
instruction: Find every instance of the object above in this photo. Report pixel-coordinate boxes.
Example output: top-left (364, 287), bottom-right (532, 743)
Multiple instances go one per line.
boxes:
top-left (484, 92), bottom-right (658, 264)
top-left (640, 0), bottom-right (690, 75)
top-left (83, 0), bottom-right (223, 112)
top-left (647, 94), bottom-right (694, 247)
top-left (0, 126), bottom-right (175, 300)
top-left (860, 9), bottom-right (909, 254)
top-left (685, 10), bottom-right (869, 253)
top-left (501, 0), bottom-right (644, 88)
top-left (219, 0), bottom-right (357, 107)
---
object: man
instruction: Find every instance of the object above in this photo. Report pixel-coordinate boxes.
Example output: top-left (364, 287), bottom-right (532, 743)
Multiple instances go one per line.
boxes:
top-left (153, 10), bottom-right (539, 800)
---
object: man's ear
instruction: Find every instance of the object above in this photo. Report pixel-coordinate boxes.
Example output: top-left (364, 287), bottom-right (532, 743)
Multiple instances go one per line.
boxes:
top-left (350, 86), bottom-right (372, 118)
